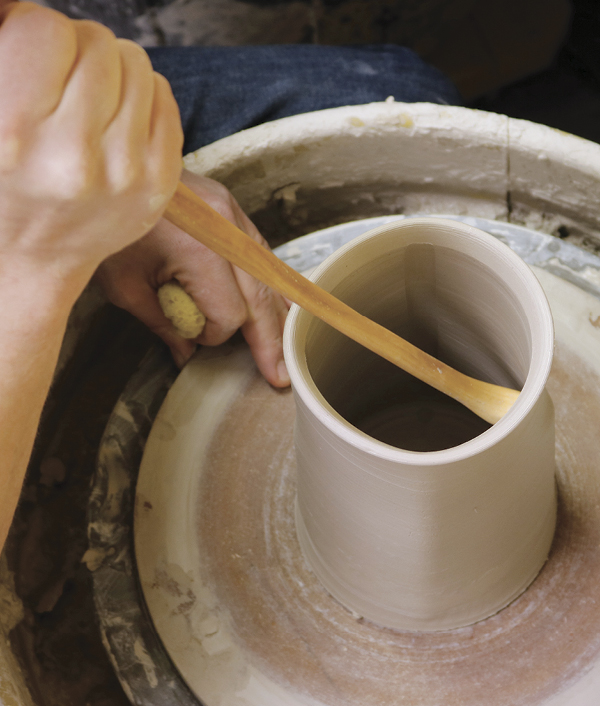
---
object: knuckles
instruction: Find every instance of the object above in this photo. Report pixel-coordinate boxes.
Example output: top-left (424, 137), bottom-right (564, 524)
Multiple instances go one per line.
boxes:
top-left (39, 144), bottom-right (103, 202)
top-left (116, 37), bottom-right (153, 68)
top-left (196, 181), bottom-right (237, 218)
top-left (105, 155), bottom-right (145, 197)
top-left (75, 18), bottom-right (117, 45)
top-left (204, 299), bottom-right (248, 341)
top-left (224, 302), bottom-right (248, 332)
top-left (248, 280), bottom-right (275, 314)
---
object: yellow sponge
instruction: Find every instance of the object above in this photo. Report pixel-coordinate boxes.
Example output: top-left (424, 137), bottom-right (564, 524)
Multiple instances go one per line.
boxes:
top-left (157, 280), bottom-right (206, 339)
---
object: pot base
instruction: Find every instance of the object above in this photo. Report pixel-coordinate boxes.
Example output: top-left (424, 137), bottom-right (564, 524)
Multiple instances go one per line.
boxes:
top-left (133, 269), bottom-right (600, 706)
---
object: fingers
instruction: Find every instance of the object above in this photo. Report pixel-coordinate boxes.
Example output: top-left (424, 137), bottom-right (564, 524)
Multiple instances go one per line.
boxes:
top-left (176, 171), bottom-right (291, 385)
top-left (179, 253), bottom-right (290, 387)
top-left (102, 39), bottom-right (182, 223)
top-left (0, 5), bottom-right (180, 203)
top-left (98, 266), bottom-right (196, 368)
top-left (31, 21), bottom-right (124, 198)
top-left (165, 228), bottom-right (249, 346)
top-left (224, 198), bottom-right (291, 386)
top-left (144, 72), bottom-right (184, 219)
top-left (236, 268), bottom-right (291, 387)
top-left (102, 39), bottom-right (155, 193)
top-left (48, 21), bottom-right (122, 148)
top-left (0, 4), bottom-right (77, 170)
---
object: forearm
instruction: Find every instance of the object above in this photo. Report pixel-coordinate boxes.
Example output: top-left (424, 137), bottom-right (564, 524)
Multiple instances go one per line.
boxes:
top-left (0, 264), bottom-right (82, 548)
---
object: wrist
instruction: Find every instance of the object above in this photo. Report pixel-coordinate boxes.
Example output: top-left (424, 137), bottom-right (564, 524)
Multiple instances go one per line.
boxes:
top-left (0, 256), bottom-right (91, 329)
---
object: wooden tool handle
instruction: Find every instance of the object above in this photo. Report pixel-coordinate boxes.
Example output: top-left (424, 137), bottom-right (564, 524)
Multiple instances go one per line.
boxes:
top-left (164, 182), bottom-right (520, 424)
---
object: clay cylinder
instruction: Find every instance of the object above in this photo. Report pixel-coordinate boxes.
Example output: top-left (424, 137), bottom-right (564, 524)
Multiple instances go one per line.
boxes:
top-left (283, 218), bottom-right (556, 631)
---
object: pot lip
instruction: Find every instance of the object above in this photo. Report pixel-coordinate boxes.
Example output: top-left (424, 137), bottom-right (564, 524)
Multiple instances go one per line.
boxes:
top-left (283, 217), bottom-right (555, 465)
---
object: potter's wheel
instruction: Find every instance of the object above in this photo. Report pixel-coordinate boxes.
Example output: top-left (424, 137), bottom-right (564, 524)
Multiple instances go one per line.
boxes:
top-left (90, 217), bottom-right (600, 706)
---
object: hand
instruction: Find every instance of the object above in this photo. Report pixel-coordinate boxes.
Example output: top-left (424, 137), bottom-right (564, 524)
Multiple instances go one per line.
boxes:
top-left (0, 2), bottom-right (183, 297)
top-left (95, 170), bottom-right (291, 387)
top-left (0, 3), bottom-right (183, 555)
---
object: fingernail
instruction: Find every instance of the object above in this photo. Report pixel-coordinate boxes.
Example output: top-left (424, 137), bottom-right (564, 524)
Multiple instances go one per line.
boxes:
top-left (277, 359), bottom-right (290, 386)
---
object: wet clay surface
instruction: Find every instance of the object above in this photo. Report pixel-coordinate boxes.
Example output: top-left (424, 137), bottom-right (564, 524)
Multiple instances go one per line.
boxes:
top-left (197, 340), bottom-right (600, 706)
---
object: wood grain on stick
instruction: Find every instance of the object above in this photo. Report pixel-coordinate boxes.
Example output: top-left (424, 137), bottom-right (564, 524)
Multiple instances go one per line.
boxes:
top-left (164, 182), bottom-right (520, 424)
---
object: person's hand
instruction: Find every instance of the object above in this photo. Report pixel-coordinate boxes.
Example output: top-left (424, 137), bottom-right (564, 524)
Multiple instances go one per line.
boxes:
top-left (0, 2), bottom-right (183, 298)
top-left (95, 170), bottom-right (291, 387)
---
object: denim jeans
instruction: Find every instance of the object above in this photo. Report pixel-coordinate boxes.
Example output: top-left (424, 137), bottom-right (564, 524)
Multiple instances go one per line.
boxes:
top-left (146, 45), bottom-right (461, 154)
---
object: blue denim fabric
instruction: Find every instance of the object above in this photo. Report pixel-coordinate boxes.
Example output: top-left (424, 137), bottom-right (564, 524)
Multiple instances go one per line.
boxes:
top-left (146, 45), bottom-right (462, 154)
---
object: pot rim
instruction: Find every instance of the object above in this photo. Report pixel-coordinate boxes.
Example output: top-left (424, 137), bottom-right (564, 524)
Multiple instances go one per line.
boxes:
top-left (283, 217), bottom-right (555, 465)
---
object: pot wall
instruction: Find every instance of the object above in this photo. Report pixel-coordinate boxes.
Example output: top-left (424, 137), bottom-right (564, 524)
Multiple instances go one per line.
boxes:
top-left (285, 218), bottom-right (557, 630)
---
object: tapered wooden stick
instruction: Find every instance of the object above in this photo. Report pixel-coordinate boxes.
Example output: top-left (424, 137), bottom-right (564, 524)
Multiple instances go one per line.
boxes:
top-left (164, 182), bottom-right (520, 424)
